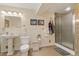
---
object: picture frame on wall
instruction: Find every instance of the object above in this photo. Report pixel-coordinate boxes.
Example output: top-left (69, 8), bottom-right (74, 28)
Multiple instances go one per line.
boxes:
top-left (38, 20), bottom-right (44, 25)
top-left (30, 19), bottom-right (37, 25)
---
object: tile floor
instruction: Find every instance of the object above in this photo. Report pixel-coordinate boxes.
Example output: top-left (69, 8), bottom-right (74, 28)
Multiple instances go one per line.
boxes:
top-left (31, 46), bottom-right (62, 56)
top-left (0, 46), bottom-right (62, 56)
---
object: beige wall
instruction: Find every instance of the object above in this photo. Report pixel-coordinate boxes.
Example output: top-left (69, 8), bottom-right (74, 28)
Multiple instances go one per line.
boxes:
top-left (33, 12), bottom-right (55, 47)
top-left (74, 4), bottom-right (79, 55)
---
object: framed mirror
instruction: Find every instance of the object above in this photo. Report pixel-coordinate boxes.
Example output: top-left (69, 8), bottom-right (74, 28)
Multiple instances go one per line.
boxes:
top-left (4, 16), bottom-right (21, 28)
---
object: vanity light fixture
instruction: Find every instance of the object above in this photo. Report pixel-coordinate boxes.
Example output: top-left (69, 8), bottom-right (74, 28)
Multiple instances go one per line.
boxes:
top-left (1, 11), bottom-right (6, 14)
top-left (13, 12), bottom-right (17, 16)
top-left (8, 11), bottom-right (12, 15)
top-left (1, 11), bottom-right (22, 16)
top-left (19, 13), bottom-right (22, 16)
top-left (65, 7), bottom-right (71, 11)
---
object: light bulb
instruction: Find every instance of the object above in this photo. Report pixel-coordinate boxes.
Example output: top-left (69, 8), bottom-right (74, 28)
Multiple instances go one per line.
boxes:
top-left (65, 7), bottom-right (71, 11)
top-left (8, 11), bottom-right (12, 15)
top-left (13, 12), bottom-right (17, 16)
top-left (19, 13), bottom-right (22, 16)
top-left (1, 11), bottom-right (6, 14)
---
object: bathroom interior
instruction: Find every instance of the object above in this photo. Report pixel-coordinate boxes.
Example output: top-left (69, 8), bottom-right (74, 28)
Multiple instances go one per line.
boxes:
top-left (0, 3), bottom-right (79, 56)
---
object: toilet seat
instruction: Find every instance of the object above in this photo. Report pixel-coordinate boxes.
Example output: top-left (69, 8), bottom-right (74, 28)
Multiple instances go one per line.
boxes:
top-left (20, 45), bottom-right (29, 56)
top-left (20, 35), bottom-right (30, 55)
top-left (20, 45), bottom-right (29, 51)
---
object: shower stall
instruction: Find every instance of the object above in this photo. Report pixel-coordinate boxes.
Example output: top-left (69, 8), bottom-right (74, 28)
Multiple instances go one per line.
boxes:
top-left (55, 12), bottom-right (75, 50)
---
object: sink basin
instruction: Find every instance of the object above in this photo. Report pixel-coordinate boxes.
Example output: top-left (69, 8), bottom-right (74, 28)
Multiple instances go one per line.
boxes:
top-left (1, 34), bottom-right (19, 39)
top-left (0, 32), bottom-right (20, 55)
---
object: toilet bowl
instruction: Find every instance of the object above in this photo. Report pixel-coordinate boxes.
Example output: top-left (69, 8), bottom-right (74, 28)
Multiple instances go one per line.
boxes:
top-left (20, 45), bottom-right (29, 56)
top-left (20, 36), bottom-right (30, 56)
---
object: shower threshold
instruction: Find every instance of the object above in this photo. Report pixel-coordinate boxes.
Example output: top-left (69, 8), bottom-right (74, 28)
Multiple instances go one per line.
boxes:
top-left (55, 43), bottom-right (75, 55)
top-left (62, 42), bottom-right (73, 50)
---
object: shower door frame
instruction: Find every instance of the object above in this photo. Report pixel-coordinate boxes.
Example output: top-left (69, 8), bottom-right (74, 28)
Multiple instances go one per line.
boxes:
top-left (55, 11), bottom-right (75, 50)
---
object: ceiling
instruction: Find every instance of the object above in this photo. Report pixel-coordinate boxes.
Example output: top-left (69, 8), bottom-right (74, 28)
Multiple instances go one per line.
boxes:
top-left (0, 3), bottom-right (75, 15)
top-left (37, 3), bottom-right (75, 15)
top-left (0, 3), bottom-right (41, 11)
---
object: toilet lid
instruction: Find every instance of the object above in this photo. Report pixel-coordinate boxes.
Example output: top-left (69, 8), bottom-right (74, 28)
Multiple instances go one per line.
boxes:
top-left (20, 45), bottom-right (29, 50)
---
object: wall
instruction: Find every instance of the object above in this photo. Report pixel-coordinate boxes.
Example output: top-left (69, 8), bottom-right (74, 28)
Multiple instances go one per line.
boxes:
top-left (0, 5), bottom-right (55, 51)
top-left (33, 12), bottom-right (55, 47)
top-left (74, 4), bottom-right (79, 55)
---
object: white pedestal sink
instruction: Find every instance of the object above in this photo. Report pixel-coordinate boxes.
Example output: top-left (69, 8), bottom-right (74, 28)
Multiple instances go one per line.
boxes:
top-left (1, 33), bottom-right (19, 55)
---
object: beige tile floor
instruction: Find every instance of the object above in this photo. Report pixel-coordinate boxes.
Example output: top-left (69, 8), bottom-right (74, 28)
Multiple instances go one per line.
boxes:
top-left (31, 46), bottom-right (61, 56)
top-left (0, 46), bottom-right (61, 56)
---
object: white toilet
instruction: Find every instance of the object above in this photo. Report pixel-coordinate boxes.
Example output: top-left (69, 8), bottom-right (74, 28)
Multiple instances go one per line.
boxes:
top-left (20, 36), bottom-right (30, 56)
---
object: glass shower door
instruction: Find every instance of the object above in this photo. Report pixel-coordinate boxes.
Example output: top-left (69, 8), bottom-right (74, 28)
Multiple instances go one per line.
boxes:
top-left (55, 12), bottom-right (74, 50)
top-left (55, 14), bottom-right (62, 44)
top-left (61, 12), bottom-right (74, 49)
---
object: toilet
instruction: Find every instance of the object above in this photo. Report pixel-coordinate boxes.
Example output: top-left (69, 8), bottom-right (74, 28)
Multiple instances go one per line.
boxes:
top-left (20, 44), bottom-right (29, 56)
top-left (20, 36), bottom-right (30, 56)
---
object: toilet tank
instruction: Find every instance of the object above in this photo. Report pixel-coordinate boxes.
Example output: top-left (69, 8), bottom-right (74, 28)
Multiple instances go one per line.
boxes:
top-left (20, 36), bottom-right (30, 45)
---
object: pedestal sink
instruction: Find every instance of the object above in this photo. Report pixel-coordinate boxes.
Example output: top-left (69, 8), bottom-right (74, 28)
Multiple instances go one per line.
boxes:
top-left (1, 33), bottom-right (19, 55)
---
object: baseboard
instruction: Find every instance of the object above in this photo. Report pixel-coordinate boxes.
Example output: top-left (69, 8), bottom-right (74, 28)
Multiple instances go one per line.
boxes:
top-left (40, 44), bottom-right (54, 48)
top-left (55, 43), bottom-right (75, 55)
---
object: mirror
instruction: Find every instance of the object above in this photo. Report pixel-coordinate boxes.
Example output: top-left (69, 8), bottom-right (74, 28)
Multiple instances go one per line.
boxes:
top-left (3, 16), bottom-right (22, 35)
top-left (5, 19), bottom-right (9, 28)
top-left (4, 16), bottom-right (21, 28)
